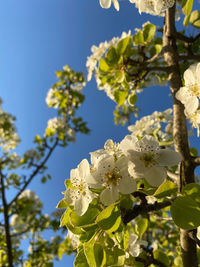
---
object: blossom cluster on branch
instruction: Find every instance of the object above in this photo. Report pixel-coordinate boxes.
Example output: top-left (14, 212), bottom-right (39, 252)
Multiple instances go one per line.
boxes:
top-left (176, 63), bottom-right (200, 136)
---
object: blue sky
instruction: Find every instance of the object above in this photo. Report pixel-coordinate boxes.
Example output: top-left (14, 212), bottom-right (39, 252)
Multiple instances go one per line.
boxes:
top-left (0, 0), bottom-right (199, 266)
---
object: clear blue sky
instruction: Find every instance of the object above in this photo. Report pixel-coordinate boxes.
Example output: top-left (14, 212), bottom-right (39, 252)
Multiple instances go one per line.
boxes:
top-left (0, 0), bottom-right (199, 266)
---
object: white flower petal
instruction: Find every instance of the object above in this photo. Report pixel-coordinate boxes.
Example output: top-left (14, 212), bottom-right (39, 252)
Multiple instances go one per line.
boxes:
top-left (70, 168), bottom-right (80, 187)
top-left (74, 195), bottom-right (90, 216)
top-left (99, 0), bottom-right (111, 8)
top-left (78, 159), bottom-right (90, 179)
top-left (184, 68), bottom-right (195, 87)
top-left (86, 173), bottom-right (104, 189)
top-left (112, 0), bottom-right (119, 11)
top-left (118, 176), bottom-right (136, 194)
top-left (145, 166), bottom-right (166, 187)
top-left (100, 186), bottom-right (119, 206)
top-left (157, 149), bottom-right (182, 166)
top-left (184, 96), bottom-right (199, 114)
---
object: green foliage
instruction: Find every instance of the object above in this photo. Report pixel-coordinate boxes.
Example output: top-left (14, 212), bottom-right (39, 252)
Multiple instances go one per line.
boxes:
top-left (154, 179), bottom-right (177, 199)
top-left (171, 184), bottom-right (200, 230)
top-left (96, 204), bottom-right (122, 233)
top-left (190, 10), bottom-right (200, 28)
top-left (135, 218), bottom-right (148, 238)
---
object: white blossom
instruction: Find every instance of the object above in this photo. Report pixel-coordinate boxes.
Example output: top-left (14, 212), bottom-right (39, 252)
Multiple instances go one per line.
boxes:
top-left (128, 109), bottom-right (173, 142)
top-left (176, 63), bottom-right (200, 115)
top-left (145, 195), bottom-right (157, 204)
top-left (46, 88), bottom-right (60, 108)
top-left (45, 117), bottom-right (67, 135)
top-left (65, 159), bottom-right (94, 216)
top-left (130, 0), bottom-right (175, 16)
top-left (187, 110), bottom-right (200, 137)
top-left (128, 233), bottom-right (148, 257)
top-left (87, 153), bottom-right (137, 206)
top-left (99, 0), bottom-right (119, 11)
top-left (66, 230), bottom-right (80, 248)
top-left (120, 135), bottom-right (181, 187)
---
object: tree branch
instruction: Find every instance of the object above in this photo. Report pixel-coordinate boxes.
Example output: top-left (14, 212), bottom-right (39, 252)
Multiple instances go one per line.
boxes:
top-left (0, 172), bottom-right (13, 267)
top-left (163, 5), bottom-right (198, 267)
top-left (8, 139), bottom-right (58, 207)
top-left (121, 198), bottom-right (173, 225)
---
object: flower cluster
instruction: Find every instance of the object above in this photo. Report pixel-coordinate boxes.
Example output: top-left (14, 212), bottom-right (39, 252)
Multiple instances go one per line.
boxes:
top-left (128, 108), bottom-right (173, 143)
top-left (176, 63), bottom-right (200, 136)
top-left (130, 0), bottom-right (175, 16)
top-left (0, 99), bottom-right (20, 151)
top-left (99, 0), bottom-right (175, 15)
top-left (86, 31), bottom-right (131, 83)
top-left (45, 117), bottom-right (68, 136)
top-left (64, 134), bottom-right (181, 215)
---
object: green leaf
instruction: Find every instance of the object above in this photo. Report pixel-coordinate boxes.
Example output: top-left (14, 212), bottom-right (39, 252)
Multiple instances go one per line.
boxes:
top-left (96, 204), bottom-right (121, 233)
top-left (99, 58), bottom-right (110, 72)
top-left (74, 248), bottom-right (90, 267)
top-left (182, 183), bottom-right (200, 204)
top-left (154, 179), bottom-right (177, 199)
top-left (115, 70), bottom-right (125, 83)
top-left (190, 147), bottom-right (198, 157)
top-left (94, 243), bottom-right (106, 267)
top-left (56, 199), bottom-right (68, 209)
top-left (105, 246), bottom-right (125, 266)
top-left (153, 250), bottom-right (169, 267)
top-left (143, 23), bottom-right (156, 42)
top-left (133, 31), bottom-right (144, 45)
top-left (182, 0), bottom-right (193, 15)
top-left (84, 243), bottom-right (97, 267)
top-left (70, 207), bottom-right (100, 227)
top-left (84, 243), bottom-right (106, 267)
top-left (183, 14), bottom-right (191, 26)
top-left (105, 47), bottom-right (120, 65)
top-left (114, 90), bottom-right (128, 106)
top-left (116, 37), bottom-right (131, 55)
top-left (171, 196), bottom-right (200, 229)
top-left (135, 218), bottom-right (148, 238)
top-left (190, 10), bottom-right (200, 28)
top-left (174, 256), bottom-right (183, 266)
top-left (60, 208), bottom-right (70, 227)
top-left (128, 93), bottom-right (137, 106)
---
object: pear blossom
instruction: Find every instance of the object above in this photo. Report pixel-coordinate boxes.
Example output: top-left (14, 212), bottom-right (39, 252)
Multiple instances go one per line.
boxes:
top-left (45, 117), bottom-right (67, 136)
top-left (120, 135), bottom-right (181, 187)
top-left (130, 0), bottom-right (175, 16)
top-left (187, 110), bottom-right (200, 137)
top-left (128, 233), bottom-right (148, 257)
top-left (176, 63), bottom-right (200, 115)
top-left (128, 109), bottom-right (173, 142)
top-left (87, 154), bottom-right (137, 206)
top-left (90, 139), bottom-right (122, 167)
top-left (66, 230), bottom-right (80, 248)
top-left (65, 159), bottom-right (94, 216)
top-left (99, 0), bottom-right (119, 11)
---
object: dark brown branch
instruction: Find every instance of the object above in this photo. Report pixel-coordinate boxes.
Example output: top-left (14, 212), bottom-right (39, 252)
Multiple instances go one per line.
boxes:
top-left (121, 198), bottom-right (173, 225)
top-left (174, 32), bottom-right (200, 44)
top-left (0, 172), bottom-right (13, 267)
top-left (8, 139), bottom-right (58, 208)
top-left (179, 55), bottom-right (200, 61)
